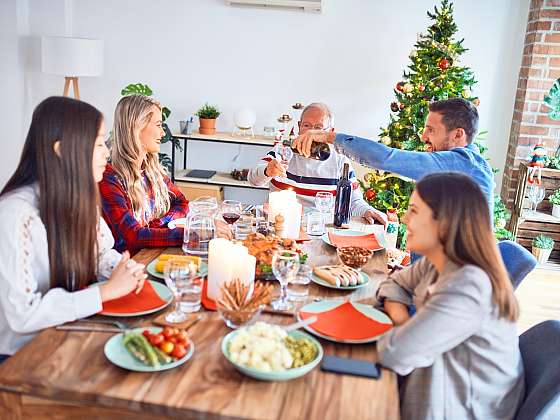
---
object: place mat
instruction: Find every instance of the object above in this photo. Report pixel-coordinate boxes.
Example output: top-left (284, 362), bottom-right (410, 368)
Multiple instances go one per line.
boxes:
top-left (328, 232), bottom-right (382, 250)
top-left (201, 279), bottom-right (217, 311)
top-left (299, 301), bottom-right (392, 341)
top-left (101, 281), bottom-right (167, 315)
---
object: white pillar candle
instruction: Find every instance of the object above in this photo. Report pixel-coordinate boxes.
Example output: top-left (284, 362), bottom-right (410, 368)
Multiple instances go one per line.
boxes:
top-left (231, 243), bottom-right (248, 282)
top-left (207, 238), bottom-right (233, 301)
top-left (268, 190), bottom-right (297, 222)
top-left (281, 202), bottom-right (302, 239)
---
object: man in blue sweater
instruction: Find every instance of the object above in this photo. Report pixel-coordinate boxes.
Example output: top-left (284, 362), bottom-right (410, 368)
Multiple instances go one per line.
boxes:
top-left (293, 98), bottom-right (495, 213)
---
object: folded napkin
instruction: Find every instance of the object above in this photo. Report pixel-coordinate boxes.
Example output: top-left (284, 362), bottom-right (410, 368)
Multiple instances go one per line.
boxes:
top-left (100, 281), bottom-right (167, 315)
top-left (328, 232), bottom-right (382, 250)
top-left (401, 254), bottom-right (411, 266)
top-left (299, 301), bottom-right (392, 341)
top-left (201, 279), bottom-right (217, 311)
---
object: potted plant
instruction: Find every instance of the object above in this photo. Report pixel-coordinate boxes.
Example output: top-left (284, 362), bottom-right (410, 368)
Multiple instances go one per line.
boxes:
top-left (196, 103), bottom-right (221, 135)
top-left (549, 188), bottom-right (560, 218)
top-left (532, 234), bottom-right (554, 263)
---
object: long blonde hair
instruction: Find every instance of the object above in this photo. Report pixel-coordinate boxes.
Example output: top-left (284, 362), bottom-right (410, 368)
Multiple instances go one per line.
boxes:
top-left (416, 172), bottom-right (519, 321)
top-left (110, 94), bottom-right (170, 223)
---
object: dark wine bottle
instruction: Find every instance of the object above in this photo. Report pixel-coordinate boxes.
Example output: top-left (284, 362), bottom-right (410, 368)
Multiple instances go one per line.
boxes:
top-left (334, 163), bottom-right (352, 227)
top-left (284, 140), bottom-right (331, 161)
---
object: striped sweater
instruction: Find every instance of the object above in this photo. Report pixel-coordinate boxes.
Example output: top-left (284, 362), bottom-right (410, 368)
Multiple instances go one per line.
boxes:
top-left (248, 145), bottom-right (372, 217)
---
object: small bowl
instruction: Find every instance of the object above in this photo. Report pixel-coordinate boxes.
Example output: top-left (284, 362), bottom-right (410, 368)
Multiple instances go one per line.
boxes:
top-left (217, 303), bottom-right (264, 329)
top-left (337, 246), bottom-right (373, 270)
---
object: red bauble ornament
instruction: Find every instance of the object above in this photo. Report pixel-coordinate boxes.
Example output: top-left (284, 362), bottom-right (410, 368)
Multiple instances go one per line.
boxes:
top-left (390, 102), bottom-right (399, 112)
top-left (396, 82), bottom-right (404, 92)
top-left (399, 103), bottom-right (405, 110)
top-left (473, 98), bottom-right (480, 106)
top-left (418, 84), bottom-right (425, 92)
top-left (365, 189), bottom-right (376, 201)
top-left (438, 58), bottom-right (450, 70)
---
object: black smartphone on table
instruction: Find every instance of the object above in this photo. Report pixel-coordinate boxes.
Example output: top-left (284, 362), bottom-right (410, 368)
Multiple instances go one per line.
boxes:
top-left (321, 355), bottom-right (381, 379)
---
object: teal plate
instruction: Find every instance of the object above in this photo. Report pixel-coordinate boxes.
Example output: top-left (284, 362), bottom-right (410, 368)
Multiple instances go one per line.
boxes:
top-left (221, 329), bottom-right (323, 381)
top-left (147, 259), bottom-right (208, 280)
top-left (310, 270), bottom-right (370, 290)
top-left (296, 300), bottom-right (393, 344)
top-left (104, 327), bottom-right (194, 372)
top-left (91, 280), bottom-right (173, 317)
top-left (321, 229), bottom-right (384, 251)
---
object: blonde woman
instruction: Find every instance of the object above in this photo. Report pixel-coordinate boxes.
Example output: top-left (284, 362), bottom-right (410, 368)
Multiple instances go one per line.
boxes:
top-left (100, 95), bottom-right (191, 254)
top-left (376, 172), bottom-right (524, 419)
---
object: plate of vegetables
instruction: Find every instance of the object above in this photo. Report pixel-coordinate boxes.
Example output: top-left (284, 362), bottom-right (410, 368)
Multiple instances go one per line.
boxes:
top-left (221, 321), bottom-right (322, 381)
top-left (104, 327), bottom-right (194, 372)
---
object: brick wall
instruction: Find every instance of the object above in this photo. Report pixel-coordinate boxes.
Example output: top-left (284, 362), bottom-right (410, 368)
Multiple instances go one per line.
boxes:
top-left (501, 0), bottom-right (560, 206)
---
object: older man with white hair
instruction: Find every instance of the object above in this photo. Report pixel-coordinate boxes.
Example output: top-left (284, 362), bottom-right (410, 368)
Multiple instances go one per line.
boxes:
top-left (248, 103), bottom-right (386, 225)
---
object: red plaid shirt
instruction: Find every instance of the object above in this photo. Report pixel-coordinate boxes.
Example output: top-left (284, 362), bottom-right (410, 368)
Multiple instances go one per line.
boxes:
top-left (99, 164), bottom-right (188, 254)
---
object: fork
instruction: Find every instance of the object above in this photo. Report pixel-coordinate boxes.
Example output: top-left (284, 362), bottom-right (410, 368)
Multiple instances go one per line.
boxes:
top-left (75, 318), bottom-right (130, 330)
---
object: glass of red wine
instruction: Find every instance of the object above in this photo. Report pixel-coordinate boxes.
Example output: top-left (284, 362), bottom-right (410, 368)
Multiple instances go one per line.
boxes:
top-left (221, 200), bottom-right (242, 235)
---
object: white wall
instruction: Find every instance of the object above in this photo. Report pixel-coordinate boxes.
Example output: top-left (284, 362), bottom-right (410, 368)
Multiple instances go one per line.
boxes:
top-left (2, 0), bottom-right (530, 197)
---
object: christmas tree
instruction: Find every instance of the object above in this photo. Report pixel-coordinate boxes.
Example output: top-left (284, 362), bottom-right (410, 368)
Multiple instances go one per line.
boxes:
top-left (360, 0), bottom-right (480, 244)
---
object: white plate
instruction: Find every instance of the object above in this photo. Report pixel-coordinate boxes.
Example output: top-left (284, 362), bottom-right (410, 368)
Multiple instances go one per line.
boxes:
top-left (147, 259), bottom-right (208, 280)
top-left (310, 269), bottom-right (370, 290)
top-left (321, 229), bottom-right (384, 251)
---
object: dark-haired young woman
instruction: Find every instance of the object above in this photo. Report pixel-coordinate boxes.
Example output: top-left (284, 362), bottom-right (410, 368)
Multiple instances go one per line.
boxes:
top-left (376, 172), bottom-right (524, 419)
top-left (0, 96), bottom-right (146, 358)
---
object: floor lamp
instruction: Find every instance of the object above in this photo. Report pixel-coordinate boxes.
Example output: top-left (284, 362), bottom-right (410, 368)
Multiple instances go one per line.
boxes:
top-left (41, 36), bottom-right (103, 100)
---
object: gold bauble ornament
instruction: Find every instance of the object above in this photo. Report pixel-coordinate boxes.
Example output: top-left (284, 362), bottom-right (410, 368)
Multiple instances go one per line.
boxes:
top-left (403, 83), bottom-right (414, 93)
top-left (462, 89), bottom-right (471, 98)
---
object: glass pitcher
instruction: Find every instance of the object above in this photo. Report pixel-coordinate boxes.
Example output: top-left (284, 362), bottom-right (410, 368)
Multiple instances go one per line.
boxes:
top-left (183, 199), bottom-right (218, 257)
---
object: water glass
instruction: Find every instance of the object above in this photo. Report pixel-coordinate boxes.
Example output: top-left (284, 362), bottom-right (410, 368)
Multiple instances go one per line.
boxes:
top-left (164, 259), bottom-right (200, 322)
top-left (271, 250), bottom-right (300, 310)
top-left (315, 191), bottom-right (334, 223)
top-left (235, 211), bottom-right (254, 240)
top-left (287, 264), bottom-right (312, 301)
top-left (306, 211), bottom-right (326, 236)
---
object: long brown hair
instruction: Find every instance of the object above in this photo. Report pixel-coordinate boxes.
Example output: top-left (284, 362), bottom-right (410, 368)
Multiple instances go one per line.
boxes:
top-left (415, 172), bottom-right (519, 321)
top-left (110, 94), bottom-right (170, 224)
top-left (1, 96), bottom-right (102, 291)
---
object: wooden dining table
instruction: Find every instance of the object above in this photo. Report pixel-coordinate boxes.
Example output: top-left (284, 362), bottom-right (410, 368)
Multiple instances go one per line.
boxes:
top-left (0, 228), bottom-right (400, 419)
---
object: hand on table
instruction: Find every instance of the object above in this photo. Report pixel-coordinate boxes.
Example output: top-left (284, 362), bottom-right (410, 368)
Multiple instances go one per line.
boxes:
top-left (264, 159), bottom-right (287, 178)
top-left (292, 130), bottom-right (336, 158)
top-left (100, 251), bottom-right (146, 302)
top-left (363, 208), bottom-right (387, 226)
top-left (215, 219), bottom-right (233, 240)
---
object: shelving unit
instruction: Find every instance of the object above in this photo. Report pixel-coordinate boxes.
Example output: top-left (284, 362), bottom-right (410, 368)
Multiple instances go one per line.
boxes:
top-left (170, 131), bottom-right (275, 190)
top-left (510, 162), bottom-right (560, 260)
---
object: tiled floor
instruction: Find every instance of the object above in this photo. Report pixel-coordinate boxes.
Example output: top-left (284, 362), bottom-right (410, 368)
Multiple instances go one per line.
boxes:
top-left (515, 261), bottom-right (560, 334)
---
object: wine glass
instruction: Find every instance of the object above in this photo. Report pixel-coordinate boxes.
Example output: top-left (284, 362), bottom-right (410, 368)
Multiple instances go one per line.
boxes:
top-left (272, 142), bottom-right (293, 179)
top-left (271, 250), bottom-right (300, 311)
top-left (527, 185), bottom-right (545, 215)
top-left (164, 258), bottom-right (198, 323)
top-left (221, 200), bottom-right (242, 225)
top-left (315, 191), bottom-right (334, 224)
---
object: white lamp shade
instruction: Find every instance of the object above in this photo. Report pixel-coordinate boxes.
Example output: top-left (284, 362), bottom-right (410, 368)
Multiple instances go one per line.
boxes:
top-left (41, 36), bottom-right (103, 77)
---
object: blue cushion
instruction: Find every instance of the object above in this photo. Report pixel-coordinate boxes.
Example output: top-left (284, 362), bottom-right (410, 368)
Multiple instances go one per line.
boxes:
top-left (498, 240), bottom-right (537, 289)
top-left (516, 320), bottom-right (560, 420)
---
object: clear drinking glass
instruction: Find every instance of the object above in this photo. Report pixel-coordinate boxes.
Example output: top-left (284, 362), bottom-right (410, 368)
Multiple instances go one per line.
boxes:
top-left (272, 142), bottom-right (293, 179)
top-left (235, 211), bottom-right (254, 240)
top-left (527, 185), bottom-right (545, 214)
top-left (307, 211), bottom-right (326, 236)
top-left (287, 264), bottom-right (312, 301)
top-left (164, 259), bottom-right (199, 322)
top-left (271, 250), bottom-right (300, 310)
top-left (315, 191), bottom-right (334, 224)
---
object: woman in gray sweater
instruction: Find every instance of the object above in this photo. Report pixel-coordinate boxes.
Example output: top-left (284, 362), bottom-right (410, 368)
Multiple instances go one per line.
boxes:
top-left (376, 172), bottom-right (524, 419)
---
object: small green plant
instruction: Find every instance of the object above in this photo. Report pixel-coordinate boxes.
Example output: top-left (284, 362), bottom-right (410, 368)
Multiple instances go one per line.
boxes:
top-left (532, 234), bottom-right (554, 250)
top-left (549, 189), bottom-right (560, 205)
top-left (196, 103), bottom-right (221, 119)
